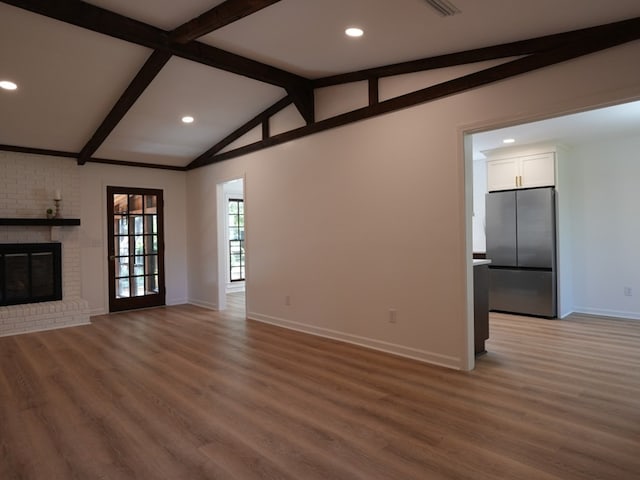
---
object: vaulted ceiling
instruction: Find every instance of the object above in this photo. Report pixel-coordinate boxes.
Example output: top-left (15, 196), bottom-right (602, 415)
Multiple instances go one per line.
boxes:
top-left (1, 0), bottom-right (639, 170)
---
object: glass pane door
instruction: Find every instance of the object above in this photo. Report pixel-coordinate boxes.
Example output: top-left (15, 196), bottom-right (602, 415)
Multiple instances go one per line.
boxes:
top-left (107, 187), bottom-right (165, 312)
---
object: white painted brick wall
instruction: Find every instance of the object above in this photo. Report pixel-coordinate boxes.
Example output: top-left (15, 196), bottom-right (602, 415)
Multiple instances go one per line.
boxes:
top-left (0, 151), bottom-right (90, 336)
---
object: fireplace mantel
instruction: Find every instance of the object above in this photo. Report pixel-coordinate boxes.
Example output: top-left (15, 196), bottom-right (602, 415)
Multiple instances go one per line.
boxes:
top-left (0, 218), bottom-right (80, 226)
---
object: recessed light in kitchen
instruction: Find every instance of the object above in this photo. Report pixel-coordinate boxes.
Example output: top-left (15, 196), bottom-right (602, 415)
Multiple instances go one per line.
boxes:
top-left (0, 80), bottom-right (18, 90)
top-left (503, 138), bottom-right (515, 144)
top-left (345, 27), bottom-right (364, 38)
top-left (181, 116), bottom-right (194, 124)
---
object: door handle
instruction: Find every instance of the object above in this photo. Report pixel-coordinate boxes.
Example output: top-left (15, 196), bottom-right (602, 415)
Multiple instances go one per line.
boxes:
top-left (109, 255), bottom-right (115, 261)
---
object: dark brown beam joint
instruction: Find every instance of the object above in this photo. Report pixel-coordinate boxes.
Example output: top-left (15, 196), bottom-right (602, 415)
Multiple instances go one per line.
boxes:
top-left (171, 0), bottom-right (282, 44)
top-left (287, 85), bottom-right (315, 125)
top-left (262, 119), bottom-right (270, 140)
top-left (78, 50), bottom-right (172, 165)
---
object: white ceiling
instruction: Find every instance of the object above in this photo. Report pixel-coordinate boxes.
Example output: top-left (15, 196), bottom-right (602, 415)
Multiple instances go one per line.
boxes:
top-left (472, 100), bottom-right (640, 160)
top-left (1, 0), bottom-right (639, 168)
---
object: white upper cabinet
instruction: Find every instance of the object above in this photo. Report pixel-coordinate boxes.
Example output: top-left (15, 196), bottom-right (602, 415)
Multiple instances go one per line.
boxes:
top-left (487, 152), bottom-right (555, 191)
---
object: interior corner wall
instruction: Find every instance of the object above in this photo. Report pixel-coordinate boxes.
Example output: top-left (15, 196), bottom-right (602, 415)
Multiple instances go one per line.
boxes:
top-left (564, 134), bottom-right (640, 320)
top-left (79, 163), bottom-right (188, 314)
top-left (186, 41), bottom-right (640, 370)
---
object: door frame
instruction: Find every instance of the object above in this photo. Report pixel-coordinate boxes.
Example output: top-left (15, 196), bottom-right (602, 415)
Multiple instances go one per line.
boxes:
top-left (216, 176), bottom-right (246, 312)
top-left (106, 186), bottom-right (166, 312)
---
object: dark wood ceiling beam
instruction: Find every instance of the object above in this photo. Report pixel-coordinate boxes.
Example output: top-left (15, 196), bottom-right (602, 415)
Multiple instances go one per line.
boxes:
top-left (187, 96), bottom-right (293, 169)
top-left (313, 17), bottom-right (640, 88)
top-left (0, 144), bottom-right (185, 170)
top-left (77, 50), bottom-right (172, 165)
top-left (168, 41), bottom-right (306, 90)
top-left (190, 19), bottom-right (640, 169)
top-left (286, 86), bottom-right (315, 125)
top-left (86, 157), bottom-right (186, 171)
top-left (1, 0), bottom-right (168, 49)
top-left (170, 0), bottom-right (282, 44)
top-left (1, 0), bottom-right (307, 90)
top-left (368, 78), bottom-right (379, 106)
top-left (0, 144), bottom-right (77, 159)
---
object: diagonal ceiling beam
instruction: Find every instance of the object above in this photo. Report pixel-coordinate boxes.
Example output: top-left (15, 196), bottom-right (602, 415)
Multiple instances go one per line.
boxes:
top-left (77, 50), bottom-right (172, 165)
top-left (188, 95), bottom-right (293, 169)
top-left (1, 0), bottom-right (307, 90)
top-left (189, 16), bottom-right (640, 169)
top-left (313, 17), bottom-right (640, 88)
top-left (170, 0), bottom-right (282, 44)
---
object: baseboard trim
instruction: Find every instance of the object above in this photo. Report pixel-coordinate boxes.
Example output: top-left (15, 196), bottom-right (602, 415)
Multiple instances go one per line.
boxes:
top-left (188, 299), bottom-right (218, 311)
top-left (248, 312), bottom-right (462, 370)
top-left (0, 321), bottom-right (92, 338)
top-left (572, 307), bottom-right (640, 321)
top-left (167, 297), bottom-right (189, 306)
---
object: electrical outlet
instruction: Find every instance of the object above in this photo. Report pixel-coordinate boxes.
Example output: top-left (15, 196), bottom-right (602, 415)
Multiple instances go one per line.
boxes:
top-left (624, 287), bottom-right (632, 297)
top-left (388, 309), bottom-right (397, 323)
top-left (285, 295), bottom-right (291, 306)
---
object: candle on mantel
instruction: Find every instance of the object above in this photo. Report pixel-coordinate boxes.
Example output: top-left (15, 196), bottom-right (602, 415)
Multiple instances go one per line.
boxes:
top-left (54, 189), bottom-right (61, 201)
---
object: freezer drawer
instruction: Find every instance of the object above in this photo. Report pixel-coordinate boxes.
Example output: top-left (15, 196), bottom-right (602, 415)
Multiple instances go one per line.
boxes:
top-left (489, 268), bottom-right (556, 318)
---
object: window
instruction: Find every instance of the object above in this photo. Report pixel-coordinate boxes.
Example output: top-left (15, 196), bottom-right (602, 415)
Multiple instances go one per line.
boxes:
top-left (228, 199), bottom-right (245, 282)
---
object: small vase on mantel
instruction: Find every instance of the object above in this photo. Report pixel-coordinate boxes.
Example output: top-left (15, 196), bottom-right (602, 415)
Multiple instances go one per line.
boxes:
top-left (46, 208), bottom-right (55, 220)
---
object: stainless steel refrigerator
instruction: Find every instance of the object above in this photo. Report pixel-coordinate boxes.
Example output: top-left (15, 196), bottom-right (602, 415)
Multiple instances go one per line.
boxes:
top-left (485, 186), bottom-right (556, 318)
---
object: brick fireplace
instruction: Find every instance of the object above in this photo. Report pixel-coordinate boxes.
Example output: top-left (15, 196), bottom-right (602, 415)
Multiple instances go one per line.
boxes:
top-left (0, 152), bottom-right (90, 336)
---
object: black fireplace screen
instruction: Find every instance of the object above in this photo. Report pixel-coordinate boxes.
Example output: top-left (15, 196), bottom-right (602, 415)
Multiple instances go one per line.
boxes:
top-left (0, 243), bottom-right (62, 306)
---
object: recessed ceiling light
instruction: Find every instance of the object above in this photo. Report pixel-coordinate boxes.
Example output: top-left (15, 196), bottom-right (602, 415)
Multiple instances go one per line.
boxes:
top-left (345, 27), bottom-right (364, 38)
top-left (181, 116), bottom-right (194, 124)
top-left (0, 80), bottom-right (18, 91)
top-left (503, 138), bottom-right (515, 144)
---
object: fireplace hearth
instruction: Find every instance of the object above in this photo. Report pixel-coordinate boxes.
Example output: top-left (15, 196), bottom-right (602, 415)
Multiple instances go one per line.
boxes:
top-left (0, 243), bottom-right (62, 307)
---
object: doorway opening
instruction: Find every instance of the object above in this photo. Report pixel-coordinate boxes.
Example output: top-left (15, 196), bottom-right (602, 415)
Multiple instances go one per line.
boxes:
top-left (465, 99), bottom-right (640, 367)
top-left (217, 178), bottom-right (246, 317)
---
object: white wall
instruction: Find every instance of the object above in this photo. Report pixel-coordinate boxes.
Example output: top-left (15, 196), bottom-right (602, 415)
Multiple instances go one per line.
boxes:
top-left (80, 163), bottom-right (188, 314)
top-left (565, 134), bottom-right (640, 319)
top-left (186, 41), bottom-right (640, 370)
top-left (472, 159), bottom-right (487, 253)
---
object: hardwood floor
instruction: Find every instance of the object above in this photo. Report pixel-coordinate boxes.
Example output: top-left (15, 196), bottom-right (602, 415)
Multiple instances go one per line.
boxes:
top-left (1, 306), bottom-right (639, 479)
top-left (225, 291), bottom-right (246, 313)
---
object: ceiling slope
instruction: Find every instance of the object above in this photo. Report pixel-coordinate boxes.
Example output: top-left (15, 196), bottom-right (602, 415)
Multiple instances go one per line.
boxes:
top-left (1, 1), bottom-right (639, 170)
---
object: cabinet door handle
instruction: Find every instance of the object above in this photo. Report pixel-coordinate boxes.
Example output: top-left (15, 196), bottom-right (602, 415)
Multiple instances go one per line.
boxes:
top-left (515, 176), bottom-right (518, 187)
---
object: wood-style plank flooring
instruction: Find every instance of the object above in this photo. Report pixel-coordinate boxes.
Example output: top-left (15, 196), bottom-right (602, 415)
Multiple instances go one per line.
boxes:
top-left (1, 300), bottom-right (639, 479)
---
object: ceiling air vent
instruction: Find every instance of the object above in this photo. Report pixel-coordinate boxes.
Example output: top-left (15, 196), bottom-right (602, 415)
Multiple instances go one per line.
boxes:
top-left (424, 0), bottom-right (461, 16)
